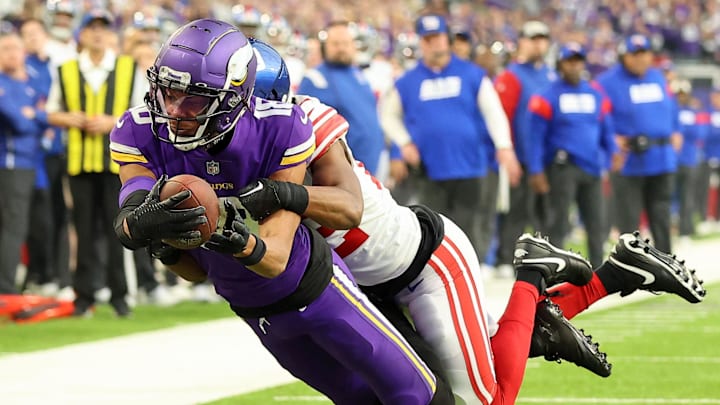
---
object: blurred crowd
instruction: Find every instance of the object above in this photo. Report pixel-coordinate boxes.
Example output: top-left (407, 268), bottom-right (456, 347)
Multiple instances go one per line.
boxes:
top-left (1, 0), bottom-right (720, 318)
top-left (3, 0), bottom-right (720, 71)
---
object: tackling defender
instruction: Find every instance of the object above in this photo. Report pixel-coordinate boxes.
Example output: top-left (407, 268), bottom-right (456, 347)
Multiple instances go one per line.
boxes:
top-left (244, 39), bottom-right (610, 404)
top-left (241, 39), bottom-right (707, 404)
top-left (110, 19), bottom-right (453, 405)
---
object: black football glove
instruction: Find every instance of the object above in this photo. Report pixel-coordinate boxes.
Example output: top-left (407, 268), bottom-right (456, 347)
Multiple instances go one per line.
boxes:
top-left (125, 175), bottom-right (207, 243)
top-left (203, 200), bottom-right (251, 255)
top-left (148, 240), bottom-right (181, 266)
top-left (237, 178), bottom-right (309, 221)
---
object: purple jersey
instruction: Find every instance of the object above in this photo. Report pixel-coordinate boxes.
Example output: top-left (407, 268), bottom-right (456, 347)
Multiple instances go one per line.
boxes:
top-left (110, 98), bottom-right (315, 307)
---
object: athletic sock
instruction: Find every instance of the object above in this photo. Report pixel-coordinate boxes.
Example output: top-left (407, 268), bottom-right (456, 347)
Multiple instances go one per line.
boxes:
top-left (594, 260), bottom-right (625, 295)
top-left (515, 270), bottom-right (545, 294)
top-left (544, 273), bottom-right (609, 320)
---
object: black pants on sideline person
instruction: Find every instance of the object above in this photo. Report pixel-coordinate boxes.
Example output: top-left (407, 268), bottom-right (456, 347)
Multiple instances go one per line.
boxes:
top-left (0, 169), bottom-right (35, 294)
top-left (25, 186), bottom-right (54, 287)
top-left (612, 172), bottom-right (674, 252)
top-left (675, 165), bottom-right (699, 236)
top-left (496, 174), bottom-right (532, 267)
top-left (420, 176), bottom-right (486, 258)
top-left (544, 163), bottom-right (606, 267)
top-left (69, 172), bottom-right (128, 313)
top-left (46, 154), bottom-right (71, 289)
top-left (476, 170), bottom-right (499, 264)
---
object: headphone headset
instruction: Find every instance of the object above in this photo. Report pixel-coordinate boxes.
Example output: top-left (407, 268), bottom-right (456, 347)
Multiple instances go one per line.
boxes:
top-left (318, 30), bottom-right (327, 60)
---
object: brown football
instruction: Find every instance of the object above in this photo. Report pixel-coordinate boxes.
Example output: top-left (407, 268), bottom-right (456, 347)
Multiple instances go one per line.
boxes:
top-left (159, 174), bottom-right (219, 250)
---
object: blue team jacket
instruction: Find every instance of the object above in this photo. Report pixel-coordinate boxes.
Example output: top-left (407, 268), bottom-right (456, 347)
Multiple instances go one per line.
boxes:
top-left (298, 63), bottom-right (385, 175)
top-left (676, 105), bottom-right (708, 167)
top-left (0, 72), bottom-right (48, 170)
top-left (596, 65), bottom-right (679, 176)
top-left (706, 110), bottom-right (720, 162)
top-left (527, 79), bottom-right (616, 177)
top-left (393, 55), bottom-right (490, 181)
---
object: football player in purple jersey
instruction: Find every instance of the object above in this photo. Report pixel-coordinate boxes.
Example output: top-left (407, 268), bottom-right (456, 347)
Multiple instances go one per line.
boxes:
top-left (110, 19), bottom-right (452, 405)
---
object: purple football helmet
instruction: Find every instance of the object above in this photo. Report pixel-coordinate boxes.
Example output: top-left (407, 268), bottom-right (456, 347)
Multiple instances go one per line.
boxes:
top-left (146, 18), bottom-right (257, 150)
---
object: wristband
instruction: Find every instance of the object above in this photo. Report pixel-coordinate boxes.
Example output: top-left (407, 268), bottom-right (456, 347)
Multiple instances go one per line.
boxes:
top-left (115, 190), bottom-right (152, 250)
top-left (282, 182), bottom-right (310, 216)
top-left (237, 235), bottom-right (266, 266)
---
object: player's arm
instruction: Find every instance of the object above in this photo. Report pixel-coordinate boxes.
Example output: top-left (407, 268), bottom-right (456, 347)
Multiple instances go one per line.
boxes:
top-left (303, 140), bottom-right (363, 229)
top-left (115, 164), bottom-right (210, 280)
top-left (237, 99), bottom-right (363, 228)
top-left (148, 240), bottom-right (207, 282)
top-left (234, 144), bottom-right (363, 230)
top-left (208, 164), bottom-right (308, 279)
top-left (114, 164), bottom-right (207, 249)
top-left (254, 164), bottom-right (309, 276)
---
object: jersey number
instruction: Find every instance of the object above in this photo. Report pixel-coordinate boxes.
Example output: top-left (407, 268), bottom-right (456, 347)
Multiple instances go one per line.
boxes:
top-left (254, 99), bottom-right (294, 118)
top-left (129, 105), bottom-right (154, 125)
top-left (316, 226), bottom-right (369, 258)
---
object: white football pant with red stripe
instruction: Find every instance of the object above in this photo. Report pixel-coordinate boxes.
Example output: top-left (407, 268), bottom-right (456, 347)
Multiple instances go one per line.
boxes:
top-left (396, 216), bottom-right (510, 405)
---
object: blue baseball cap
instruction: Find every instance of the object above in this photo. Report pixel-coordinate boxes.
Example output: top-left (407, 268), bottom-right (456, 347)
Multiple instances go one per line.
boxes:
top-left (558, 42), bottom-right (586, 61)
top-left (415, 14), bottom-right (448, 37)
top-left (79, 8), bottom-right (113, 30)
top-left (619, 34), bottom-right (652, 54)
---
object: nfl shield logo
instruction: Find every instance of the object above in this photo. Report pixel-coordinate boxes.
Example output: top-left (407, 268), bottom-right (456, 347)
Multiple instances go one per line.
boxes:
top-left (206, 161), bottom-right (220, 176)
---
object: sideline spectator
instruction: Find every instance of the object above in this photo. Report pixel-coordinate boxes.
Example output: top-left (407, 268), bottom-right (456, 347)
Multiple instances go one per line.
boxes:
top-left (597, 34), bottom-right (682, 253)
top-left (672, 79), bottom-right (708, 243)
top-left (699, 87), bottom-right (720, 230)
top-left (0, 25), bottom-right (48, 294)
top-left (299, 21), bottom-right (387, 176)
top-left (46, 10), bottom-right (145, 317)
top-left (20, 17), bottom-right (72, 297)
top-left (494, 20), bottom-right (555, 277)
top-left (527, 42), bottom-right (616, 266)
top-left (381, 14), bottom-right (520, 257)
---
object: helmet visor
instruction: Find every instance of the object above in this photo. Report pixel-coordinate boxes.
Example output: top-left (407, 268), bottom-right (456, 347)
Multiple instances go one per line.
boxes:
top-left (157, 87), bottom-right (213, 118)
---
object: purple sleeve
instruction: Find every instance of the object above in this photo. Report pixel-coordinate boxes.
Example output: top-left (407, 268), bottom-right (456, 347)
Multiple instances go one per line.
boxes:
top-left (118, 175), bottom-right (155, 205)
top-left (274, 105), bottom-right (315, 172)
top-left (109, 108), bottom-right (161, 173)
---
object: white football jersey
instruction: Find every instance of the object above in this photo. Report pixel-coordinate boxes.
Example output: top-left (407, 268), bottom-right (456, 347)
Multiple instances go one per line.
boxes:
top-left (296, 95), bottom-right (422, 286)
top-left (297, 96), bottom-right (500, 405)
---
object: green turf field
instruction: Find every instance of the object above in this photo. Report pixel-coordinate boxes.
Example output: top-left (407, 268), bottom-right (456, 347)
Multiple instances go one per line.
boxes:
top-left (205, 283), bottom-right (719, 404)
top-left (0, 301), bottom-right (232, 355)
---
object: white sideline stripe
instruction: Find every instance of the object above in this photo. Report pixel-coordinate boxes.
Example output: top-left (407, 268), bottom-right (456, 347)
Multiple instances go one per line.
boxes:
top-left (518, 398), bottom-right (720, 404)
top-left (1, 240), bottom-right (718, 404)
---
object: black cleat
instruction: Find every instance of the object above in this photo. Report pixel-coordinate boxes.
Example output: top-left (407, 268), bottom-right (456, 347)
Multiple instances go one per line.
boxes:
top-left (529, 299), bottom-right (612, 377)
top-left (514, 233), bottom-right (593, 288)
top-left (608, 232), bottom-right (706, 303)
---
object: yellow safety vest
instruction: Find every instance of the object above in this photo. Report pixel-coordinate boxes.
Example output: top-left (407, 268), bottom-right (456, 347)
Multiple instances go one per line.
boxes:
top-left (59, 55), bottom-right (136, 176)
